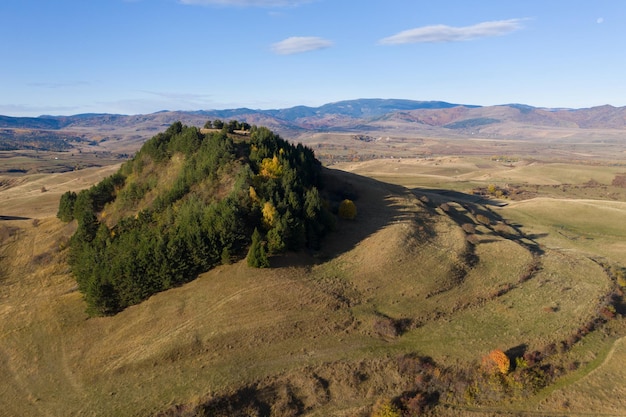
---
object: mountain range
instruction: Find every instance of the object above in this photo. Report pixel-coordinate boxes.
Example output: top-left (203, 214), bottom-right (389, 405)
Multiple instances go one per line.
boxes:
top-left (2, 99), bottom-right (626, 152)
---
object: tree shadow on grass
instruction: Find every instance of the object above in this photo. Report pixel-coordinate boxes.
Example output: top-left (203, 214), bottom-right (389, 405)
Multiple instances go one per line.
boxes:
top-left (411, 187), bottom-right (545, 256)
top-left (0, 215), bottom-right (31, 221)
top-left (505, 344), bottom-right (529, 371)
top-left (321, 168), bottom-right (434, 256)
top-left (272, 168), bottom-right (434, 268)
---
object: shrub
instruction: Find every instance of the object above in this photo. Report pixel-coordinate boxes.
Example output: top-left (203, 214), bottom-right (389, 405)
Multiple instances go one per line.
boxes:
top-left (338, 199), bottom-right (357, 220)
top-left (371, 398), bottom-right (401, 417)
top-left (400, 391), bottom-right (432, 415)
top-left (612, 174), bottom-right (626, 187)
top-left (373, 317), bottom-right (399, 339)
top-left (613, 267), bottom-right (626, 287)
top-left (483, 349), bottom-right (510, 374)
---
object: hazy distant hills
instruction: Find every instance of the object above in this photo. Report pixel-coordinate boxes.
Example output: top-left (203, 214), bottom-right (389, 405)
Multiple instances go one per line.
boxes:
top-left (3, 99), bottom-right (626, 130)
top-left (1, 99), bottom-right (626, 152)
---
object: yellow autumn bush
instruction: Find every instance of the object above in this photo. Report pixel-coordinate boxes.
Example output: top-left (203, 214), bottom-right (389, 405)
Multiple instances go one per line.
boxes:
top-left (338, 199), bottom-right (357, 220)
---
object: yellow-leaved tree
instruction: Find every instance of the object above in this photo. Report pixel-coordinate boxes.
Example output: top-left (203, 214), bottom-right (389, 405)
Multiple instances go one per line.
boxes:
top-left (259, 155), bottom-right (283, 178)
top-left (249, 186), bottom-right (259, 203)
top-left (262, 201), bottom-right (277, 228)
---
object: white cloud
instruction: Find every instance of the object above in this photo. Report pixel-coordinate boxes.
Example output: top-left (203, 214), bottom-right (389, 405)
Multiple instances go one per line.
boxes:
top-left (597, 17), bottom-right (604, 24)
top-left (379, 19), bottom-right (525, 45)
top-left (179, 0), bottom-right (310, 7)
top-left (271, 36), bottom-right (333, 55)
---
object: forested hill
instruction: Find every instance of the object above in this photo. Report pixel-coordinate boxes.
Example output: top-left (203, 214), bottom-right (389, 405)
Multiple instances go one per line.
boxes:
top-left (57, 122), bottom-right (337, 315)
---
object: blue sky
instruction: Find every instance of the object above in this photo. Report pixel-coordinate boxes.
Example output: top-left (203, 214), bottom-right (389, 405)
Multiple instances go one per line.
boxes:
top-left (1, 0), bottom-right (624, 116)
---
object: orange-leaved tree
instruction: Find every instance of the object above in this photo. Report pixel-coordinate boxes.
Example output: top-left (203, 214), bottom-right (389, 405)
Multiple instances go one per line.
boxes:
top-left (483, 349), bottom-right (510, 374)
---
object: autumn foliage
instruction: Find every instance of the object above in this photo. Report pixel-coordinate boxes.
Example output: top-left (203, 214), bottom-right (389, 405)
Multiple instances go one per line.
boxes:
top-left (370, 397), bottom-right (401, 417)
top-left (338, 199), bottom-right (357, 220)
top-left (483, 349), bottom-right (510, 374)
top-left (259, 155), bottom-right (283, 178)
top-left (262, 201), bottom-right (277, 227)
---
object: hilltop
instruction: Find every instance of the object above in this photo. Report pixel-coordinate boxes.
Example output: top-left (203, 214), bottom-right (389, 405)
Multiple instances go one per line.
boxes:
top-left (58, 123), bottom-right (336, 315)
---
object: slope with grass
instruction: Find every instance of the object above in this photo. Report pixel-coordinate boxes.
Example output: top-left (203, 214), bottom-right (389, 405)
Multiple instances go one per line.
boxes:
top-left (1, 140), bottom-right (624, 416)
top-left (336, 156), bottom-right (626, 416)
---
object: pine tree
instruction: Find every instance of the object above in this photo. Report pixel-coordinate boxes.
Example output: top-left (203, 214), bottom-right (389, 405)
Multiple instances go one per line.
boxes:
top-left (57, 191), bottom-right (77, 222)
top-left (247, 228), bottom-right (269, 268)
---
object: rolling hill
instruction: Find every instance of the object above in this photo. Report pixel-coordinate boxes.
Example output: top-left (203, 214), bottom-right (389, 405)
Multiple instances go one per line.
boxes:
top-left (1, 122), bottom-right (625, 416)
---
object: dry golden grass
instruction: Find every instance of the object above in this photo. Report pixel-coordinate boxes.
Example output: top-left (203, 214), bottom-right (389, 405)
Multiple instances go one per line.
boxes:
top-left (0, 164), bottom-right (120, 219)
top-left (0, 157), bottom-right (624, 416)
top-left (538, 334), bottom-right (626, 415)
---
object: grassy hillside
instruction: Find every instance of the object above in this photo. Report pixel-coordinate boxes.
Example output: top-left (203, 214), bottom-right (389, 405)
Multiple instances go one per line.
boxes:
top-left (1, 144), bottom-right (625, 415)
top-left (339, 156), bottom-right (626, 416)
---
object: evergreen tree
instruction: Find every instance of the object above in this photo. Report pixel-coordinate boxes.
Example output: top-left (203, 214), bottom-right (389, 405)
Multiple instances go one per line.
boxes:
top-left (247, 228), bottom-right (269, 268)
top-left (57, 191), bottom-right (77, 222)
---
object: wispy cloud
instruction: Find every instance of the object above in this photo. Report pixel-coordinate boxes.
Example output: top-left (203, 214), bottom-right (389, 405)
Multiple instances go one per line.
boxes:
top-left (379, 19), bottom-right (525, 45)
top-left (179, 0), bottom-right (311, 7)
top-left (0, 103), bottom-right (83, 117)
top-left (271, 36), bottom-right (333, 55)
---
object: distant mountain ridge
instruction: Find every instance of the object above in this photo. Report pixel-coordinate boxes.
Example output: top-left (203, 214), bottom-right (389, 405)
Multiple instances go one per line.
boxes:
top-left (2, 98), bottom-right (625, 129)
top-left (1, 99), bottom-right (626, 152)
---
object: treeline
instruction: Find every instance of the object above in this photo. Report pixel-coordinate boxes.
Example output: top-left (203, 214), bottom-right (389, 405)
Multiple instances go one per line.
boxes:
top-left (58, 121), bottom-right (334, 315)
top-left (203, 119), bottom-right (251, 132)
